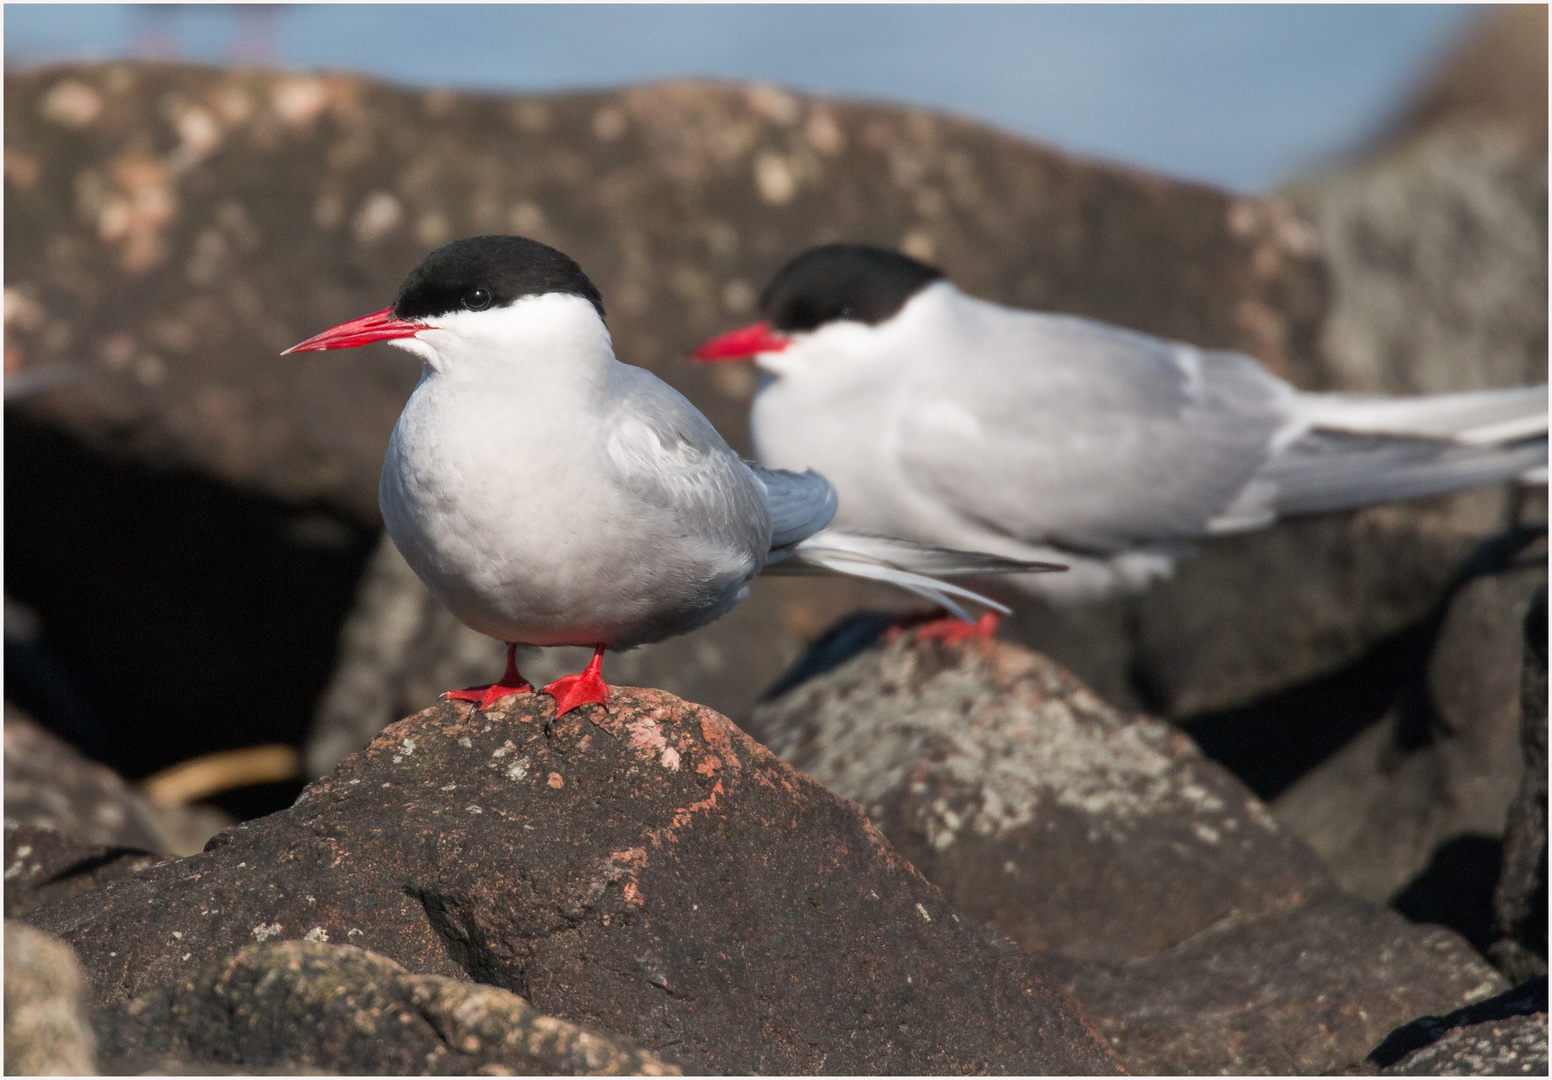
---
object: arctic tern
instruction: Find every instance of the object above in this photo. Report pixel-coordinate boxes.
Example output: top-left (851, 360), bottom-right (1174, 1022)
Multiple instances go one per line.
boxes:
top-left (695, 244), bottom-right (1548, 602)
top-left (285, 236), bottom-right (1058, 716)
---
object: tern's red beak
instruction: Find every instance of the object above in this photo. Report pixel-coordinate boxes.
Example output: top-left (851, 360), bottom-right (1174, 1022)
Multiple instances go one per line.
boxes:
top-left (690, 321), bottom-right (789, 361)
top-left (281, 307), bottom-right (430, 354)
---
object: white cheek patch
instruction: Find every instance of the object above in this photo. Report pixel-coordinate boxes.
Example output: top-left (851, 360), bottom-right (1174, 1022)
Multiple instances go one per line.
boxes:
top-left (388, 335), bottom-right (438, 363)
top-left (759, 321), bottom-right (881, 377)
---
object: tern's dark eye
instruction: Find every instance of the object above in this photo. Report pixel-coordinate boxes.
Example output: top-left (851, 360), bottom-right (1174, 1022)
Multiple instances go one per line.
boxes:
top-left (463, 288), bottom-right (492, 311)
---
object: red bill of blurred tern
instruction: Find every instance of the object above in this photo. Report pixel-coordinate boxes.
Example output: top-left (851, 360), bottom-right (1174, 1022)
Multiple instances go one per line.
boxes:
top-left (285, 236), bottom-right (1060, 716)
top-left (694, 244), bottom-right (1549, 602)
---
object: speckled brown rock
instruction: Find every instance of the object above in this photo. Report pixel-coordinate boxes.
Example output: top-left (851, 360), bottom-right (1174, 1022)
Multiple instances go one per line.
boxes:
top-left (1366, 974), bottom-right (1547, 1076)
top-left (100, 940), bottom-right (681, 1076)
top-left (1383, 1013), bottom-right (1548, 1076)
top-left (23, 688), bottom-right (1120, 1075)
top-left (750, 632), bottom-right (1510, 1074)
top-left (748, 633), bottom-right (1331, 965)
top-left (1058, 892), bottom-right (1507, 1075)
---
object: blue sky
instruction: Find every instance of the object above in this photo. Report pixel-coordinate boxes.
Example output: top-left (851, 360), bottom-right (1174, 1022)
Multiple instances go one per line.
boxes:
top-left (4, 4), bottom-right (1476, 192)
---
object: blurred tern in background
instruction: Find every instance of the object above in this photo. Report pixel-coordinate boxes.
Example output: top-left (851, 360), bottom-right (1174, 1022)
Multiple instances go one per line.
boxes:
top-left (285, 236), bottom-right (1059, 716)
top-left (695, 244), bottom-right (1548, 602)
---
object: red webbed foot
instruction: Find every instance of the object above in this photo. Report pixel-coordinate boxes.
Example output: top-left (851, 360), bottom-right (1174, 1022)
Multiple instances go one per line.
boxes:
top-left (886, 610), bottom-right (1001, 646)
top-left (542, 644), bottom-right (610, 717)
top-left (444, 643), bottom-right (533, 710)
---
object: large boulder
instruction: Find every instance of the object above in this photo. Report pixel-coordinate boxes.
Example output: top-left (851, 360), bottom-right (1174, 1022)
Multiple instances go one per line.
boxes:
top-left (1058, 894), bottom-right (1507, 1075)
top-left (746, 629), bottom-right (1331, 966)
top-left (23, 687), bottom-right (1119, 1075)
top-left (749, 632), bottom-right (1509, 1073)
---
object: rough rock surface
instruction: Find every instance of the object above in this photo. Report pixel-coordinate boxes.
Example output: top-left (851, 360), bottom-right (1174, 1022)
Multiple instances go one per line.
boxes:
top-left (1279, 124), bottom-right (1546, 401)
top-left (1057, 892), bottom-right (1506, 1075)
top-left (100, 940), bottom-right (682, 1076)
top-left (1130, 490), bottom-right (1538, 722)
top-left (1272, 539), bottom-right (1547, 918)
top-left (1367, 974), bottom-right (1547, 1076)
top-left (23, 688), bottom-right (1120, 1076)
top-left (747, 632), bottom-right (1330, 965)
top-left (750, 632), bottom-right (1509, 1074)
top-left (1278, 1), bottom-right (1546, 401)
top-left (1491, 584), bottom-right (1549, 982)
top-left (1382, 1015), bottom-right (1547, 1076)
top-left (4, 920), bottom-right (98, 1075)
top-left (5, 708), bottom-right (230, 856)
top-left (5, 820), bottom-right (165, 919)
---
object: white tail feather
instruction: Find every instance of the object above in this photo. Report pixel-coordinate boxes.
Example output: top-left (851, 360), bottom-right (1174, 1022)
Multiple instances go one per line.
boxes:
top-left (765, 528), bottom-right (1065, 621)
top-left (1297, 385), bottom-right (1548, 444)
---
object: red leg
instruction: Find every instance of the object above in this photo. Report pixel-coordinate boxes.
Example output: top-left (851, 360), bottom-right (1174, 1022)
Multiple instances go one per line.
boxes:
top-left (445, 642), bottom-right (534, 710)
top-left (542, 644), bottom-right (610, 716)
top-left (886, 610), bottom-right (1000, 646)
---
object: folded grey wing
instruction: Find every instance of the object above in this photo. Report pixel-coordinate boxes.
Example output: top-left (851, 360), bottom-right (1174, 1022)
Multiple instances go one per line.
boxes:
top-left (605, 372), bottom-right (772, 568)
top-left (897, 321), bottom-right (1289, 552)
top-left (750, 465), bottom-right (838, 550)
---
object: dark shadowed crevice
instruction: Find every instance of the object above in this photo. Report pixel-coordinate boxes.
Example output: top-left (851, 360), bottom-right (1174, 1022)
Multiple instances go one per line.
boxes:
top-left (1391, 834), bottom-right (1505, 954)
top-left (5, 411), bottom-right (376, 819)
top-left (1177, 615), bottom-right (1435, 802)
top-left (1366, 974), bottom-right (1547, 1069)
top-left (1179, 525), bottom-right (1544, 802)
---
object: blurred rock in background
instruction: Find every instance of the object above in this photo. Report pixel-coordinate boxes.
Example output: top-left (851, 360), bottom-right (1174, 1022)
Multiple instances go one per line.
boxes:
top-left (3, 4), bottom-right (1544, 976)
top-left (4, 920), bottom-right (97, 1076)
top-left (5, 706), bottom-right (229, 858)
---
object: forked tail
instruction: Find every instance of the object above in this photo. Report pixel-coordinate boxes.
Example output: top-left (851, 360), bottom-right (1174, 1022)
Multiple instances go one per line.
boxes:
top-left (764, 528), bottom-right (1065, 621)
top-left (1207, 384), bottom-right (1550, 530)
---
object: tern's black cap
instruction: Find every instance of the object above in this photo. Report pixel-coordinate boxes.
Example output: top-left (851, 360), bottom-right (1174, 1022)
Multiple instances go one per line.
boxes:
top-left (759, 244), bottom-right (943, 332)
top-left (393, 235), bottom-right (605, 321)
